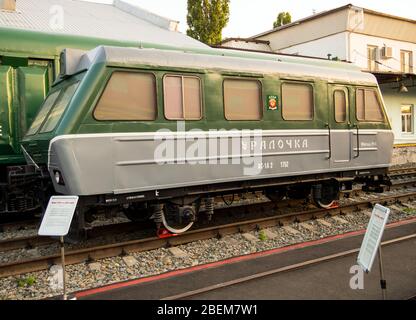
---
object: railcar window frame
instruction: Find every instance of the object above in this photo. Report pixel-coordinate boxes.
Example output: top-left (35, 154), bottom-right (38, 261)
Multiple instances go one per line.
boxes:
top-left (333, 88), bottom-right (348, 123)
top-left (281, 81), bottom-right (315, 121)
top-left (39, 81), bottom-right (80, 133)
top-left (93, 70), bottom-right (158, 122)
top-left (162, 74), bottom-right (203, 121)
top-left (223, 78), bottom-right (263, 121)
top-left (25, 89), bottom-right (62, 136)
top-left (355, 87), bottom-right (385, 123)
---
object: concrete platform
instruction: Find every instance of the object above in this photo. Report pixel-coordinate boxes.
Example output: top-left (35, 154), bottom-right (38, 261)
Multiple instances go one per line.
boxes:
top-left (77, 220), bottom-right (416, 300)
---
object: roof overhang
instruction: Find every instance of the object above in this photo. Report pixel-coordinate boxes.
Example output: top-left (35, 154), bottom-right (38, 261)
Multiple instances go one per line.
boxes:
top-left (369, 71), bottom-right (416, 84)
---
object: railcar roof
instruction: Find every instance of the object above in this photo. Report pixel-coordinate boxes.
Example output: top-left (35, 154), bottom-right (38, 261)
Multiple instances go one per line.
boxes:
top-left (78, 45), bottom-right (377, 85)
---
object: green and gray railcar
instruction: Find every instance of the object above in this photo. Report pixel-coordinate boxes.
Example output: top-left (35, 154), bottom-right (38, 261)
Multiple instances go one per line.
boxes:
top-left (21, 45), bottom-right (394, 235)
top-left (0, 28), bottom-right (188, 215)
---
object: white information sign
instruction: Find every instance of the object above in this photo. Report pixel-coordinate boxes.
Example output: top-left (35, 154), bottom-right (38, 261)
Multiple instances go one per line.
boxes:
top-left (38, 196), bottom-right (79, 236)
top-left (357, 204), bottom-right (390, 272)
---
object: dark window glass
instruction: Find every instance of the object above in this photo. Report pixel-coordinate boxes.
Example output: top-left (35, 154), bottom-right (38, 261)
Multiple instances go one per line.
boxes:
top-left (164, 75), bottom-right (202, 120)
top-left (356, 88), bottom-right (384, 122)
top-left (40, 82), bottom-right (79, 133)
top-left (334, 90), bottom-right (347, 123)
top-left (94, 72), bottom-right (157, 121)
top-left (282, 82), bottom-right (313, 120)
top-left (26, 90), bottom-right (61, 135)
top-left (224, 79), bottom-right (262, 120)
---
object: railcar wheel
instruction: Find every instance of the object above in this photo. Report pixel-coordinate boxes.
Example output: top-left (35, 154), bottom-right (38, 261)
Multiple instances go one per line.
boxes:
top-left (316, 199), bottom-right (337, 209)
top-left (313, 181), bottom-right (340, 209)
top-left (161, 203), bottom-right (196, 234)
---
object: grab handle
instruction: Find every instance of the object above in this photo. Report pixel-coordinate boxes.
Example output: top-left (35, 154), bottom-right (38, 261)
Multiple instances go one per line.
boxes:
top-left (326, 123), bottom-right (331, 160)
top-left (354, 124), bottom-right (360, 158)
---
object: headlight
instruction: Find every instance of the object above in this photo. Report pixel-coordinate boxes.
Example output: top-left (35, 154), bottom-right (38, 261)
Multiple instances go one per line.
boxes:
top-left (53, 170), bottom-right (65, 185)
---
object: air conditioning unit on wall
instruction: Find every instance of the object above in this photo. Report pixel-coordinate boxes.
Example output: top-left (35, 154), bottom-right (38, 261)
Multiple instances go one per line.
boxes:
top-left (381, 46), bottom-right (393, 59)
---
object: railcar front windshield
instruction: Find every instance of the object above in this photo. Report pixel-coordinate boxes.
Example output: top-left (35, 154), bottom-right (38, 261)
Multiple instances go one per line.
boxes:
top-left (26, 81), bottom-right (79, 136)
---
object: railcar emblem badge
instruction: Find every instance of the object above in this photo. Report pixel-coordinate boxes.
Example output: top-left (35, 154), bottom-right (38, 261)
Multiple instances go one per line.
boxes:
top-left (267, 95), bottom-right (278, 110)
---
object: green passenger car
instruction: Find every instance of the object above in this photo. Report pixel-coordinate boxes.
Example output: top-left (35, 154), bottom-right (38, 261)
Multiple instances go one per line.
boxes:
top-left (0, 27), bottom-right (184, 215)
top-left (21, 45), bottom-right (394, 235)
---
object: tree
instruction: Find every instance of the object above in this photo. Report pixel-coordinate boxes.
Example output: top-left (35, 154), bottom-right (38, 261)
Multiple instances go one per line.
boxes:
top-left (273, 12), bottom-right (292, 28)
top-left (187, 0), bottom-right (230, 45)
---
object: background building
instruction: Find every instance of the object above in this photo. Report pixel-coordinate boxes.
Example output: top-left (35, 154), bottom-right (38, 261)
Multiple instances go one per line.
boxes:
top-left (221, 4), bottom-right (416, 150)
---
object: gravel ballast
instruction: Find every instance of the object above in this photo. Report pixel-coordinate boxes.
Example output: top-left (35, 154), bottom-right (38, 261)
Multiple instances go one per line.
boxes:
top-left (1, 198), bottom-right (415, 300)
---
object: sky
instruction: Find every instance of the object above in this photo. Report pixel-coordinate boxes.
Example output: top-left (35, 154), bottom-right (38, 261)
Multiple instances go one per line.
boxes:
top-left (85, 0), bottom-right (416, 38)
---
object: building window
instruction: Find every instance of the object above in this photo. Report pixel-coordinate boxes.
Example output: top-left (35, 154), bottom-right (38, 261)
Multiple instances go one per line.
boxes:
top-left (282, 82), bottom-right (314, 120)
top-left (334, 89), bottom-right (347, 123)
top-left (400, 50), bottom-right (413, 73)
top-left (367, 45), bottom-right (378, 71)
top-left (401, 105), bottom-right (413, 134)
top-left (356, 88), bottom-right (384, 122)
top-left (94, 71), bottom-right (157, 121)
top-left (164, 75), bottom-right (202, 120)
top-left (223, 79), bottom-right (262, 120)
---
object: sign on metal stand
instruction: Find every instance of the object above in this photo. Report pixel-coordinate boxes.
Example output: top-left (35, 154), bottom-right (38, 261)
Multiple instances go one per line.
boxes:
top-left (357, 203), bottom-right (390, 299)
top-left (38, 196), bottom-right (79, 300)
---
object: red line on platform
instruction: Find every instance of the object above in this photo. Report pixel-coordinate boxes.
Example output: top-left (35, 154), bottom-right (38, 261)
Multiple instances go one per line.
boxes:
top-left (75, 216), bottom-right (416, 298)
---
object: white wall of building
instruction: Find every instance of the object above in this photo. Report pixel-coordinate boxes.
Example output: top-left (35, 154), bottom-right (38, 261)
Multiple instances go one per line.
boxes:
top-left (279, 31), bottom-right (416, 145)
top-left (279, 32), bottom-right (348, 60)
top-left (349, 33), bottom-right (416, 72)
top-left (380, 84), bottom-right (416, 145)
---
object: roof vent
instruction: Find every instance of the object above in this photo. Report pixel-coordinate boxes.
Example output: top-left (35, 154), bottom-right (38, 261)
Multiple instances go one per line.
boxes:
top-left (0, 0), bottom-right (16, 11)
top-left (114, 0), bottom-right (179, 32)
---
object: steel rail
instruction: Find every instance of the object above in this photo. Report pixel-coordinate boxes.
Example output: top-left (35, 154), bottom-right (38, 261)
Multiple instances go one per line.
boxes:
top-left (1, 178), bottom-right (415, 254)
top-left (0, 220), bottom-right (153, 253)
top-left (161, 233), bottom-right (416, 300)
top-left (1, 169), bottom-right (416, 252)
top-left (0, 190), bottom-right (416, 278)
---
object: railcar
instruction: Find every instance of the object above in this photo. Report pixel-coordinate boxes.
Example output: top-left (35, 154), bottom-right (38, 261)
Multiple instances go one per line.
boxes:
top-left (21, 45), bottom-right (394, 235)
top-left (0, 28), bottom-right (185, 215)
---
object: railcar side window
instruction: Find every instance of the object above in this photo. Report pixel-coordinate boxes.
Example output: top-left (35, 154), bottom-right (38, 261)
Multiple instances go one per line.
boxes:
top-left (282, 83), bottom-right (313, 120)
top-left (94, 72), bottom-right (157, 121)
top-left (223, 79), bottom-right (262, 120)
top-left (26, 90), bottom-right (61, 135)
top-left (356, 88), bottom-right (384, 122)
top-left (164, 75), bottom-right (202, 120)
top-left (334, 90), bottom-right (347, 123)
top-left (40, 82), bottom-right (79, 133)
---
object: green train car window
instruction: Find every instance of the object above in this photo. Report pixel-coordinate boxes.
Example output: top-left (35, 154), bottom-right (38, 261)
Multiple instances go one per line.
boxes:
top-left (356, 89), bottom-right (384, 122)
top-left (94, 72), bottom-right (157, 121)
top-left (334, 90), bottom-right (347, 123)
top-left (26, 90), bottom-right (61, 136)
top-left (223, 79), bottom-right (262, 121)
top-left (163, 75), bottom-right (202, 120)
top-left (282, 82), bottom-right (314, 121)
top-left (40, 82), bottom-right (79, 133)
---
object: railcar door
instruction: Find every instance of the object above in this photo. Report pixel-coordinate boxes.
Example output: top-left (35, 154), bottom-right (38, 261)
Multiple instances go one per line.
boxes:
top-left (327, 85), bottom-right (352, 168)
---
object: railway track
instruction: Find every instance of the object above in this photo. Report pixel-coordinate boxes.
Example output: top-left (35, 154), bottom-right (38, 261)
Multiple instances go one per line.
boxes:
top-left (0, 218), bottom-right (39, 233)
top-left (0, 166), bottom-right (415, 235)
top-left (0, 189), bottom-right (416, 278)
top-left (2, 168), bottom-right (416, 253)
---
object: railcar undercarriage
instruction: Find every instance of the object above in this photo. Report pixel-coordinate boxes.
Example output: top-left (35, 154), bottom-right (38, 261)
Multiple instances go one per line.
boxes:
top-left (0, 165), bottom-right (43, 215)
top-left (64, 167), bottom-right (391, 239)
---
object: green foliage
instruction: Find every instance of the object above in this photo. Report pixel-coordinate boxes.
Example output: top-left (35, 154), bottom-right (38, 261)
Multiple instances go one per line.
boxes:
top-left (273, 12), bottom-right (292, 28)
top-left (403, 207), bottom-right (416, 214)
top-left (258, 230), bottom-right (267, 241)
top-left (17, 276), bottom-right (36, 287)
top-left (187, 0), bottom-right (230, 45)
